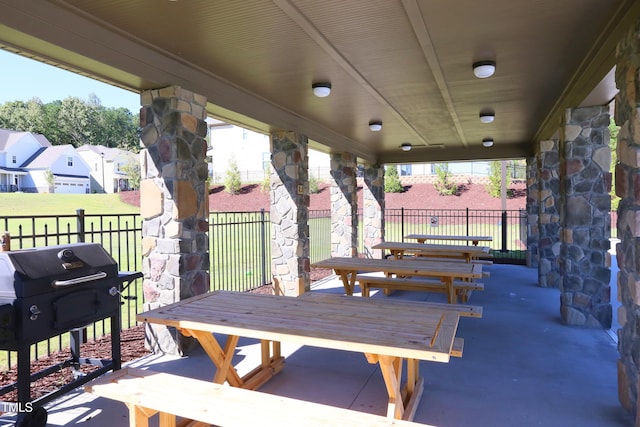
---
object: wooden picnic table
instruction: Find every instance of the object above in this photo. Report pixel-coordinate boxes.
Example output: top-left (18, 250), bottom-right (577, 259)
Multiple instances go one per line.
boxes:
top-left (405, 234), bottom-right (493, 246)
top-left (373, 241), bottom-right (490, 263)
top-left (311, 257), bottom-right (483, 303)
top-left (137, 290), bottom-right (462, 421)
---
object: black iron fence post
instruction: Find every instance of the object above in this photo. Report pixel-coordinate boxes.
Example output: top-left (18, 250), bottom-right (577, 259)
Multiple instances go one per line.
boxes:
top-left (501, 210), bottom-right (508, 252)
top-left (466, 208), bottom-right (470, 244)
top-left (260, 208), bottom-right (267, 286)
top-left (77, 209), bottom-right (85, 243)
top-left (401, 207), bottom-right (405, 241)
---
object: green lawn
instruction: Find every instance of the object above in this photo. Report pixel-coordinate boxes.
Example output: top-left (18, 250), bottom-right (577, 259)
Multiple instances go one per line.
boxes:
top-left (1, 193), bottom-right (139, 215)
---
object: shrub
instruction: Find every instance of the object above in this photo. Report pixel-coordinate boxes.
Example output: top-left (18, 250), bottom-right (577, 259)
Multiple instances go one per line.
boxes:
top-left (433, 163), bottom-right (458, 196)
top-left (224, 156), bottom-right (242, 194)
top-left (384, 166), bottom-right (403, 193)
top-left (309, 174), bottom-right (320, 194)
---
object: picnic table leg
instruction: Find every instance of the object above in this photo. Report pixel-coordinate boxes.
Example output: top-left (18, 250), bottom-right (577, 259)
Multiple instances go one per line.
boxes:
top-left (365, 353), bottom-right (423, 421)
top-left (180, 330), bottom-right (243, 386)
top-left (334, 269), bottom-right (355, 295)
top-left (443, 278), bottom-right (457, 304)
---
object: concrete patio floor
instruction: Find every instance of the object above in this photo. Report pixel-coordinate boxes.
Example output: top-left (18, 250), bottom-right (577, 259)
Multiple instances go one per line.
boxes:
top-left (0, 260), bottom-right (632, 426)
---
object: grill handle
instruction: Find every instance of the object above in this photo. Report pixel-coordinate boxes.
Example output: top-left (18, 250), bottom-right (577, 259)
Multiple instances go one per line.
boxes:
top-left (51, 271), bottom-right (108, 288)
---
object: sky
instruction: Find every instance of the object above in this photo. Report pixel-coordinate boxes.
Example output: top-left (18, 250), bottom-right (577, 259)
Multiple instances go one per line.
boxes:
top-left (0, 49), bottom-right (140, 113)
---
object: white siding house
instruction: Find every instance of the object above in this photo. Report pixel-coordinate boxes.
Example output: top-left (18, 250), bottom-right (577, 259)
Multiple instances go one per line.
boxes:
top-left (21, 145), bottom-right (91, 194)
top-left (0, 129), bottom-right (92, 193)
top-left (77, 145), bottom-right (137, 193)
top-left (0, 130), bottom-right (44, 192)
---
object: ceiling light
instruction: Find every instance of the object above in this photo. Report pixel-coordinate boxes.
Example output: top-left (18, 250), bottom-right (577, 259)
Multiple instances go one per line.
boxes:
top-left (473, 61), bottom-right (496, 78)
top-left (312, 82), bottom-right (331, 97)
top-left (479, 112), bottom-right (495, 123)
top-left (369, 120), bottom-right (382, 132)
top-left (401, 143), bottom-right (412, 151)
top-left (482, 138), bottom-right (494, 148)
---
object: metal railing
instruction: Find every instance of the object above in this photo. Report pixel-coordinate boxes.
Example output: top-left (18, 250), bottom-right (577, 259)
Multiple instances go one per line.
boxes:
top-left (0, 206), bottom-right (555, 369)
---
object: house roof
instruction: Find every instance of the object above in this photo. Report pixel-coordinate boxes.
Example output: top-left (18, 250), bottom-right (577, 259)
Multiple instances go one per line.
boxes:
top-left (0, 128), bottom-right (51, 151)
top-left (21, 145), bottom-right (75, 169)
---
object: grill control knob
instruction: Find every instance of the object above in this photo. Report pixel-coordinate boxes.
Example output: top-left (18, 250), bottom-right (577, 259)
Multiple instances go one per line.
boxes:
top-left (29, 305), bottom-right (40, 321)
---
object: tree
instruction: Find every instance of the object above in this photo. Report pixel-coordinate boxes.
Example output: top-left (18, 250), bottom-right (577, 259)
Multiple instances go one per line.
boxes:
top-left (433, 163), bottom-right (458, 195)
top-left (120, 157), bottom-right (141, 190)
top-left (0, 95), bottom-right (140, 150)
top-left (384, 165), bottom-right (403, 193)
top-left (224, 155), bottom-right (242, 194)
top-left (44, 169), bottom-right (55, 193)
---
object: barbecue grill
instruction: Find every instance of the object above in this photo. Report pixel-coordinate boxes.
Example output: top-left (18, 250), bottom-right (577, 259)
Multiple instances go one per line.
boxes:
top-left (0, 242), bottom-right (141, 425)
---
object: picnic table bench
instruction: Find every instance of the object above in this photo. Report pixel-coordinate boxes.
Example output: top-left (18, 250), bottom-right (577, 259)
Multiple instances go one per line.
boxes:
top-left (356, 274), bottom-right (484, 303)
top-left (85, 367), bottom-right (433, 427)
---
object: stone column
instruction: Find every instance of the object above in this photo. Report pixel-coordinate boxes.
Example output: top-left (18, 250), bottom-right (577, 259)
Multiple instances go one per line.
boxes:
top-left (139, 86), bottom-right (209, 355)
top-left (525, 155), bottom-right (539, 268)
top-left (538, 139), bottom-right (562, 287)
top-left (614, 18), bottom-right (640, 419)
top-left (270, 131), bottom-right (310, 296)
top-left (330, 153), bottom-right (358, 257)
top-left (362, 163), bottom-right (385, 259)
top-left (559, 106), bottom-right (611, 328)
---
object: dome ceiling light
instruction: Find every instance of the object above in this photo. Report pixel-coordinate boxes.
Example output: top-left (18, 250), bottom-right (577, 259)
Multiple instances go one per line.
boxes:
top-left (369, 120), bottom-right (382, 132)
top-left (400, 143), bottom-right (412, 151)
top-left (312, 82), bottom-right (332, 97)
top-left (473, 61), bottom-right (496, 78)
top-left (479, 112), bottom-right (495, 123)
top-left (482, 138), bottom-right (494, 148)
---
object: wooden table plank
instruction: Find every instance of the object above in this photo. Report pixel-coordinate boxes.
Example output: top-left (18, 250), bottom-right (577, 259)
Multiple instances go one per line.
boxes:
top-left (137, 291), bottom-right (458, 361)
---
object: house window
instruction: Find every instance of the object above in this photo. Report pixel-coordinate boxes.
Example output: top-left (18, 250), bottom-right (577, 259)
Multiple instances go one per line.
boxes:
top-left (67, 156), bottom-right (73, 167)
top-left (11, 155), bottom-right (16, 164)
top-left (400, 164), bottom-right (412, 176)
top-left (95, 163), bottom-right (98, 171)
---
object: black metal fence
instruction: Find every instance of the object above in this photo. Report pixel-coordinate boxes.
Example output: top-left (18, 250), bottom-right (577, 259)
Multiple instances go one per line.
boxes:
top-left (0, 206), bottom-right (528, 369)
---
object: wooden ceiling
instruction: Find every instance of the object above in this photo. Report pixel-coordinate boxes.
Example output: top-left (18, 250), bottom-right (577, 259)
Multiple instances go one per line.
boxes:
top-left (1, 0), bottom-right (638, 164)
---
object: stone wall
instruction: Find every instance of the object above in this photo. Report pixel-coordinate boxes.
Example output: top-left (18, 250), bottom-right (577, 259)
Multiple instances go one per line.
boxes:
top-left (559, 107), bottom-right (611, 327)
top-left (330, 153), bottom-right (358, 257)
top-left (270, 131), bottom-right (310, 296)
top-left (614, 17), bottom-right (640, 419)
top-left (538, 139), bottom-right (562, 288)
top-left (526, 155), bottom-right (539, 268)
top-left (362, 163), bottom-right (385, 259)
top-left (139, 86), bottom-right (209, 355)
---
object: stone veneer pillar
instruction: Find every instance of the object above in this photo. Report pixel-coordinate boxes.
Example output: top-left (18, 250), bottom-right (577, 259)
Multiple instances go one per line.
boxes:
top-left (559, 107), bottom-right (611, 327)
top-left (525, 155), bottom-right (539, 268)
top-left (270, 131), bottom-right (310, 296)
top-left (538, 139), bottom-right (562, 287)
top-left (614, 18), bottom-right (640, 420)
top-left (139, 86), bottom-right (210, 355)
top-left (362, 163), bottom-right (385, 259)
top-left (330, 153), bottom-right (358, 257)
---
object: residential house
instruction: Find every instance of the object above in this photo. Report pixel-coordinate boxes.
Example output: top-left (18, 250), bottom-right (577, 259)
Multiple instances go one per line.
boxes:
top-left (21, 144), bottom-right (91, 194)
top-left (0, 128), bottom-right (91, 194)
top-left (77, 145), bottom-right (137, 193)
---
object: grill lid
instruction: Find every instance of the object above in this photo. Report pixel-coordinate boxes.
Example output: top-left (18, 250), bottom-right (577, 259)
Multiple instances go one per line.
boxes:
top-left (0, 243), bottom-right (118, 298)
